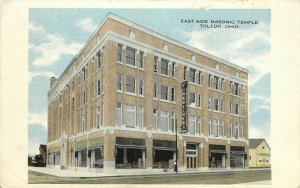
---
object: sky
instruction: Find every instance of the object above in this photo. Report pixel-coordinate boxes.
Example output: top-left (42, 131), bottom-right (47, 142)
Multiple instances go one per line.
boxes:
top-left (28, 9), bottom-right (271, 156)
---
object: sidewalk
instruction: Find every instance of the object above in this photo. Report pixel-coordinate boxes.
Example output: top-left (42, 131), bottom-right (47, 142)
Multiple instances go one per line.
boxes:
top-left (237, 180), bottom-right (272, 185)
top-left (28, 166), bottom-right (270, 178)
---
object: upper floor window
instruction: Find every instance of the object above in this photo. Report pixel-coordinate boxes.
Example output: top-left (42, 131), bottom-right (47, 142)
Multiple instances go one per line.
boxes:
top-left (117, 73), bottom-right (122, 92)
top-left (95, 107), bottom-right (101, 128)
top-left (115, 102), bottom-right (122, 127)
top-left (126, 47), bottom-right (136, 66)
top-left (197, 71), bottom-right (202, 85)
top-left (160, 85), bottom-right (168, 100)
top-left (124, 104), bottom-right (136, 128)
top-left (209, 75), bottom-right (223, 91)
top-left (96, 80), bottom-right (101, 96)
top-left (160, 59), bottom-right (169, 75)
top-left (209, 119), bottom-right (224, 137)
top-left (153, 83), bottom-right (158, 98)
top-left (97, 51), bottom-right (102, 69)
top-left (171, 62), bottom-right (176, 77)
top-left (189, 115), bottom-right (196, 135)
top-left (117, 44), bottom-right (123, 62)
top-left (82, 68), bottom-right (86, 83)
top-left (139, 51), bottom-right (144, 69)
top-left (138, 106), bottom-right (144, 129)
top-left (209, 97), bottom-right (224, 112)
top-left (153, 56), bottom-right (158, 73)
top-left (82, 91), bottom-right (86, 106)
top-left (152, 109), bottom-right (158, 130)
top-left (139, 80), bottom-right (144, 96)
top-left (189, 68), bottom-right (196, 83)
top-left (159, 110), bottom-right (169, 131)
top-left (231, 82), bottom-right (241, 96)
top-left (171, 87), bottom-right (175, 102)
top-left (231, 122), bottom-right (243, 139)
top-left (170, 112), bottom-right (176, 132)
top-left (189, 92), bottom-right (196, 107)
top-left (184, 66), bottom-right (187, 80)
top-left (81, 113), bottom-right (86, 133)
top-left (126, 75), bottom-right (136, 94)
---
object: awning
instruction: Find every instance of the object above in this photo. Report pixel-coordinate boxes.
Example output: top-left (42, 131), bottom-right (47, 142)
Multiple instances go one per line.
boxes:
top-left (153, 147), bottom-right (176, 151)
top-left (115, 144), bottom-right (146, 149)
top-left (231, 151), bottom-right (247, 155)
top-left (210, 150), bottom-right (227, 154)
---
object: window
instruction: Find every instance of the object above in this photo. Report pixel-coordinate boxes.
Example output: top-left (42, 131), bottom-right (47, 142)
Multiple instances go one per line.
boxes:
top-left (159, 110), bottom-right (169, 131)
top-left (189, 116), bottom-right (196, 135)
top-left (82, 68), bottom-right (86, 82)
top-left (126, 47), bottom-right (136, 66)
top-left (171, 87), bottom-right (175, 102)
top-left (189, 92), bottom-right (196, 107)
top-left (171, 62), bottom-right (176, 77)
top-left (124, 104), bottom-right (135, 128)
top-left (234, 123), bottom-right (239, 139)
top-left (115, 102), bottom-right (122, 127)
top-left (231, 82), bottom-right (239, 95)
top-left (139, 80), bottom-right (144, 96)
top-left (117, 73), bottom-right (122, 91)
top-left (126, 75), bottom-right (136, 94)
top-left (153, 83), bottom-right (158, 98)
top-left (160, 85), bottom-right (168, 100)
top-left (197, 117), bottom-right (202, 134)
top-left (82, 91), bottom-right (86, 105)
top-left (262, 144), bottom-right (265, 149)
top-left (219, 121), bottom-right (224, 137)
top-left (212, 119), bottom-right (219, 137)
top-left (153, 56), bottom-right (158, 73)
top-left (197, 94), bottom-right (201, 108)
top-left (117, 44), bottom-right (123, 62)
top-left (184, 66), bottom-right (187, 80)
top-left (239, 124), bottom-right (243, 138)
top-left (197, 71), bottom-right (202, 85)
top-left (81, 114), bottom-right (85, 133)
top-left (152, 109), bottom-right (157, 130)
top-left (170, 112), bottom-right (176, 132)
top-left (189, 68), bottom-right (196, 83)
top-left (160, 59), bottom-right (169, 75)
top-left (97, 52), bottom-right (102, 69)
top-left (138, 106), bottom-right (144, 129)
top-left (72, 97), bottom-right (74, 111)
top-left (213, 98), bottom-right (219, 111)
top-left (96, 80), bottom-right (101, 96)
top-left (95, 107), bottom-right (100, 128)
top-left (139, 51), bottom-right (144, 69)
top-left (208, 97), bottom-right (212, 110)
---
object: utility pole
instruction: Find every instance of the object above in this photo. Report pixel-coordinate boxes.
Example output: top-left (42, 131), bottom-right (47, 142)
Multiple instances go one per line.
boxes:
top-left (175, 119), bottom-right (178, 173)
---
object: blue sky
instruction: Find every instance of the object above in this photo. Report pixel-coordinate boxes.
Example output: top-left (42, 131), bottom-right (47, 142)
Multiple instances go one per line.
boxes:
top-left (28, 9), bottom-right (271, 155)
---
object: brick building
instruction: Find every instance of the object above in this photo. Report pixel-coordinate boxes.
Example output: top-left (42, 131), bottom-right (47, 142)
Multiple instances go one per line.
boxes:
top-left (47, 13), bottom-right (249, 173)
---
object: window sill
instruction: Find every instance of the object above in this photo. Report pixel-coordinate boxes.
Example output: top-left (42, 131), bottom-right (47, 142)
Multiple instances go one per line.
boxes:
top-left (189, 82), bottom-right (202, 87)
top-left (125, 64), bottom-right (137, 69)
top-left (189, 105), bottom-right (202, 109)
top-left (125, 92), bottom-right (137, 97)
top-left (209, 110), bottom-right (225, 114)
top-left (138, 95), bottom-right (144, 98)
top-left (117, 90), bottom-right (123, 94)
top-left (208, 87), bottom-right (224, 93)
top-left (160, 74), bottom-right (170, 78)
top-left (117, 61), bottom-right (123, 65)
top-left (160, 99), bottom-right (170, 103)
top-left (230, 113), bottom-right (244, 117)
top-left (229, 94), bottom-right (244, 98)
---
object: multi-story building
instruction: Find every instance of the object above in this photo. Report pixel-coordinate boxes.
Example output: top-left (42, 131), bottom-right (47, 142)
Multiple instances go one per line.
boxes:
top-left (47, 13), bottom-right (249, 173)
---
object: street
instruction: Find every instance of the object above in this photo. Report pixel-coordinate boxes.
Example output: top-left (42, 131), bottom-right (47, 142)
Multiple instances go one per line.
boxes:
top-left (28, 169), bottom-right (271, 184)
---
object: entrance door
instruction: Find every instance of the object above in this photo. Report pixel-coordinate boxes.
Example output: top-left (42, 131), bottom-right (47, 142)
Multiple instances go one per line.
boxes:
top-left (186, 143), bottom-right (197, 169)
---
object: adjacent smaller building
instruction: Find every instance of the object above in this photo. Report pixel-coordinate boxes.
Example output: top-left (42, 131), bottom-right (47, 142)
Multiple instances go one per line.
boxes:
top-left (249, 139), bottom-right (271, 168)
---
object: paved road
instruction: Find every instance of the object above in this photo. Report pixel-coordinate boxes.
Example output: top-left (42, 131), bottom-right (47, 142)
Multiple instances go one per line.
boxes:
top-left (29, 169), bottom-right (271, 184)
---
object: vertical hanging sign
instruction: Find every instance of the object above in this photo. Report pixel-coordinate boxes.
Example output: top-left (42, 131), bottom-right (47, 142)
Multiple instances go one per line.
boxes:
top-left (181, 80), bottom-right (188, 133)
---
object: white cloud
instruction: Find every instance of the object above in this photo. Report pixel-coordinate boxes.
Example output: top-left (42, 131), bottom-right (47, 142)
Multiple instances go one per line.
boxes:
top-left (29, 22), bottom-right (45, 32)
top-left (29, 23), bottom-right (83, 66)
top-left (29, 71), bottom-right (56, 83)
top-left (75, 17), bottom-right (97, 33)
top-left (28, 112), bottom-right (48, 129)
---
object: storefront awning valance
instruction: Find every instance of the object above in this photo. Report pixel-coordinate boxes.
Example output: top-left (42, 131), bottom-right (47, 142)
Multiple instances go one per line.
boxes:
top-left (76, 140), bottom-right (87, 149)
top-left (231, 151), bottom-right (247, 155)
top-left (210, 150), bottom-right (227, 154)
top-left (153, 147), bottom-right (176, 151)
top-left (116, 137), bottom-right (145, 146)
top-left (115, 144), bottom-right (146, 149)
top-left (89, 138), bottom-right (104, 148)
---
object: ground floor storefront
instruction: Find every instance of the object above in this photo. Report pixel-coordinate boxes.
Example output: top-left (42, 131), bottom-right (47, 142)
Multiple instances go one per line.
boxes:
top-left (47, 130), bottom-right (249, 173)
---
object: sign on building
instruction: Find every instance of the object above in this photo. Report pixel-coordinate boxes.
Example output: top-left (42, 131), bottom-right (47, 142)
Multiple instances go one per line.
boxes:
top-left (181, 80), bottom-right (188, 133)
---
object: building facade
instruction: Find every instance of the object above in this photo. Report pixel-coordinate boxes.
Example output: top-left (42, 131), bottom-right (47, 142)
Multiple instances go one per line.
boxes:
top-left (249, 139), bottom-right (271, 168)
top-left (47, 14), bottom-right (249, 173)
